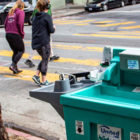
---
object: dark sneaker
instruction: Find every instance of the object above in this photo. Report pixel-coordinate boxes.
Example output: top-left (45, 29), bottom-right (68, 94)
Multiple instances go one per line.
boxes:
top-left (40, 80), bottom-right (49, 86)
top-left (49, 55), bottom-right (60, 61)
top-left (25, 59), bottom-right (35, 68)
top-left (9, 65), bottom-right (18, 74)
top-left (32, 75), bottom-right (41, 85)
top-left (29, 62), bottom-right (35, 68)
top-left (15, 69), bottom-right (23, 74)
top-left (25, 59), bottom-right (31, 65)
top-left (15, 66), bottom-right (23, 74)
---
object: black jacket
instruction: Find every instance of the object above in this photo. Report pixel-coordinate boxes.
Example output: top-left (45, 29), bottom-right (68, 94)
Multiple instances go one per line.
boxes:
top-left (32, 12), bottom-right (55, 50)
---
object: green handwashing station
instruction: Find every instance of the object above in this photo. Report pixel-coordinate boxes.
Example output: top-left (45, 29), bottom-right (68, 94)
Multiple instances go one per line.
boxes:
top-left (60, 48), bottom-right (140, 140)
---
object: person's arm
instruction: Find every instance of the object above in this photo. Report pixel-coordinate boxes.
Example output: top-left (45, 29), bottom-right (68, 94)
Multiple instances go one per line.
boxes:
top-left (46, 15), bottom-right (55, 33)
top-left (4, 15), bottom-right (8, 30)
top-left (17, 10), bottom-right (25, 38)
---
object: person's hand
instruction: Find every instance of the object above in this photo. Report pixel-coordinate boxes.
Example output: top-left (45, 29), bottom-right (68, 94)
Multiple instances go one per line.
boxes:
top-left (53, 25), bottom-right (56, 29)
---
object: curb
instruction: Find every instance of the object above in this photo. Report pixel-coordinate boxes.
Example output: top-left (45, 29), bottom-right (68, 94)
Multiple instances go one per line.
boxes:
top-left (52, 10), bottom-right (85, 19)
top-left (6, 128), bottom-right (45, 140)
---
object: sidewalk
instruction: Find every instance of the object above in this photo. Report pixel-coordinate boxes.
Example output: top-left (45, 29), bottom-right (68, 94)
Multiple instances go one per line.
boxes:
top-left (52, 4), bottom-right (85, 18)
top-left (1, 5), bottom-right (85, 140)
top-left (7, 128), bottom-right (45, 140)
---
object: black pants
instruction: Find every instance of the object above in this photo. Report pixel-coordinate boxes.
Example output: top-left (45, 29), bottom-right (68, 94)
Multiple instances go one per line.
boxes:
top-left (6, 33), bottom-right (25, 66)
top-left (37, 44), bottom-right (50, 76)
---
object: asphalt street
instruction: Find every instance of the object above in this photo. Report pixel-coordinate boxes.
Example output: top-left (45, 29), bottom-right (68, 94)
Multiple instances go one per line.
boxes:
top-left (0, 4), bottom-right (140, 140)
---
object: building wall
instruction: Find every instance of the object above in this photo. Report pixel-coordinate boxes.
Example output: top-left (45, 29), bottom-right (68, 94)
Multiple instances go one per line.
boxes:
top-left (30, 0), bottom-right (91, 9)
top-left (73, 0), bottom-right (87, 5)
top-left (51, 0), bottom-right (66, 10)
top-left (73, 0), bottom-right (93, 5)
top-left (31, 0), bottom-right (66, 9)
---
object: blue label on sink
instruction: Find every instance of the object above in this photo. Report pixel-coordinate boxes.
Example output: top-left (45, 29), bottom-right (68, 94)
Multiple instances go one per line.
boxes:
top-left (128, 60), bottom-right (139, 69)
top-left (97, 124), bottom-right (121, 140)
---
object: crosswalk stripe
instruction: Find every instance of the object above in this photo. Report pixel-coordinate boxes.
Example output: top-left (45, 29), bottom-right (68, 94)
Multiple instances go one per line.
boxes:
top-left (76, 23), bottom-right (89, 26)
top-left (53, 44), bottom-right (103, 52)
top-left (54, 20), bottom-right (95, 25)
top-left (24, 42), bottom-right (103, 52)
top-left (56, 58), bottom-right (100, 66)
top-left (54, 19), bottom-right (115, 25)
top-left (54, 19), bottom-right (78, 23)
top-left (0, 50), bottom-right (100, 66)
top-left (120, 25), bottom-right (140, 29)
top-left (97, 21), bottom-right (135, 27)
top-left (75, 21), bottom-right (114, 26)
top-left (54, 19), bottom-right (140, 31)
top-left (73, 33), bottom-right (140, 39)
top-left (0, 66), bottom-right (59, 82)
top-left (94, 21), bottom-right (114, 23)
top-left (98, 31), bottom-right (140, 35)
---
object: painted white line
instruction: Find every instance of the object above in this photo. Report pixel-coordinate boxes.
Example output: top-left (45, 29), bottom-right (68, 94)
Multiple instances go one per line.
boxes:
top-left (107, 11), bottom-right (140, 13)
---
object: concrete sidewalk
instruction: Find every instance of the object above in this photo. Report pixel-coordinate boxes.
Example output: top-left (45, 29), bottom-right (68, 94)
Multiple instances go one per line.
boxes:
top-left (0, 6), bottom-right (85, 140)
top-left (52, 5), bottom-right (85, 18)
top-left (7, 128), bottom-right (45, 140)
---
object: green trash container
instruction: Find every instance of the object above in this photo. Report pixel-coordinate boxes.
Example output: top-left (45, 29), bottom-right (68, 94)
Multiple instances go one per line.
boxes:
top-left (60, 48), bottom-right (140, 140)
